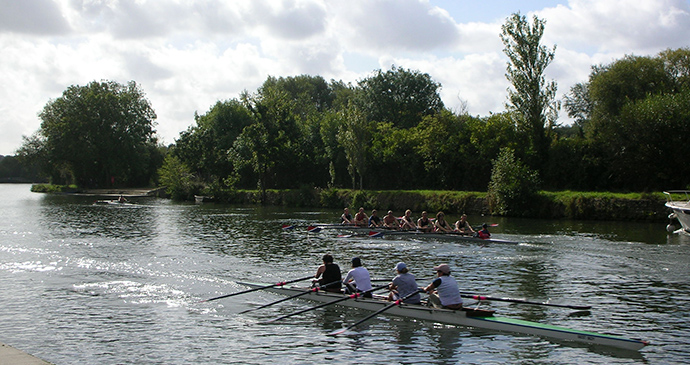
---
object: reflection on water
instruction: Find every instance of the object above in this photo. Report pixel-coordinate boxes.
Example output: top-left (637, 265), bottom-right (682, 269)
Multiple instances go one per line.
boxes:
top-left (0, 184), bottom-right (689, 364)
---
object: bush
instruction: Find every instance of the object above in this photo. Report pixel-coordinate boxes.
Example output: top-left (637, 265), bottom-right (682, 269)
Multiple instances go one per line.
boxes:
top-left (487, 148), bottom-right (540, 216)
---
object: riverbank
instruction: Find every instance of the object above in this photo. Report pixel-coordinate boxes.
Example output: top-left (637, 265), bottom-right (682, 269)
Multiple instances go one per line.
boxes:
top-left (221, 189), bottom-right (669, 222)
top-left (30, 184), bottom-right (671, 222)
top-left (0, 342), bottom-right (51, 365)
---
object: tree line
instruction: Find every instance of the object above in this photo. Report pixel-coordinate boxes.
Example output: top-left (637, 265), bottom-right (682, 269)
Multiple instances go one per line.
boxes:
top-left (12, 13), bottom-right (690, 207)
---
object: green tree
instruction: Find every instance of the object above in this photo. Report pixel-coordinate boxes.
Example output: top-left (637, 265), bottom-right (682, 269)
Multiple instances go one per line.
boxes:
top-left (500, 13), bottom-right (559, 168)
top-left (174, 99), bottom-right (254, 187)
top-left (562, 82), bottom-right (591, 136)
top-left (462, 112), bottom-right (521, 190)
top-left (585, 52), bottom-right (682, 190)
top-left (612, 91), bottom-right (690, 190)
top-left (157, 154), bottom-right (199, 200)
top-left (659, 47), bottom-right (690, 92)
top-left (588, 55), bottom-right (671, 125)
top-left (20, 80), bottom-right (160, 187)
top-left (357, 66), bottom-right (444, 129)
top-left (337, 104), bottom-right (370, 189)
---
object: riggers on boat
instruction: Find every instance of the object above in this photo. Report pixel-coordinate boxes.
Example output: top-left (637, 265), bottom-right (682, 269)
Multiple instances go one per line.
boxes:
top-left (293, 225), bottom-right (520, 244)
top-left (239, 282), bottom-right (648, 351)
top-left (366, 229), bottom-right (520, 244)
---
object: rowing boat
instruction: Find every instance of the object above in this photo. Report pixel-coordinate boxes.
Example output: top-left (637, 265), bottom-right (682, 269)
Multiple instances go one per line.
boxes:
top-left (239, 282), bottom-right (648, 351)
top-left (367, 229), bottom-right (520, 244)
top-left (332, 228), bottom-right (519, 244)
top-left (286, 223), bottom-right (519, 244)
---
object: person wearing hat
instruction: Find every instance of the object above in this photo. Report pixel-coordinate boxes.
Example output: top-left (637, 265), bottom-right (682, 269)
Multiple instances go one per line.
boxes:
top-left (343, 257), bottom-right (373, 298)
top-left (313, 254), bottom-right (342, 293)
top-left (424, 264), bottom-right (463, 309)
top-left (387, 262), bottom-right (421, 304)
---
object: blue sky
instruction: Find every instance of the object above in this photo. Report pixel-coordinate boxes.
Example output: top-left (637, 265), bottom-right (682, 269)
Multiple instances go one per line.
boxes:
top-left (1, 0), bottom-right (689, 155)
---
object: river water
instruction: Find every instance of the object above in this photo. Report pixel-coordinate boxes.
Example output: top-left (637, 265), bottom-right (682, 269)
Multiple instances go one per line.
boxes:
top-left (1, 184), bottom-right (689, 364)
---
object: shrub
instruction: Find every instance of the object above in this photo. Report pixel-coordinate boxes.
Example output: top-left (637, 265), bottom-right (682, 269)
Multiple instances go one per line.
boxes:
top-left (487, 147), bottom-right (540, 216)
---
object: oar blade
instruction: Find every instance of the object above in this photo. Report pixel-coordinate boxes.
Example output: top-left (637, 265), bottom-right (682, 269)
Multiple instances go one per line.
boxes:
top-left (327, 328), bottom-right (349, 336)
top-left (461, 292), bottom-right (591, 310)
top-left (307, 225), bottom-right (322, 233)
top-left (201, 276), bottom-right (312, 303)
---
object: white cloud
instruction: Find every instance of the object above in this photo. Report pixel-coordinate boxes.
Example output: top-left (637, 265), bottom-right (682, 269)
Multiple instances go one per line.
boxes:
top-left (0, 0), bottom-right (70, 35)
top-left (1, 0), bottom-right (689, 155)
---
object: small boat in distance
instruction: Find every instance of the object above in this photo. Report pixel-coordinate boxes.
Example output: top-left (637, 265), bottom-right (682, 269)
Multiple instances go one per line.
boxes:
top-left (195, 195), bottom-right (214, 203)
top-left (664, 190), bottom-right (690, 235)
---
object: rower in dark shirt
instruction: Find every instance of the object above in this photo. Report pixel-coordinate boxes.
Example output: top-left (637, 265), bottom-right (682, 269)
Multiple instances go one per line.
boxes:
top-left (417, 211), bottom-right (433, 232)
top-left (314, 254), bottom-right (342, 293)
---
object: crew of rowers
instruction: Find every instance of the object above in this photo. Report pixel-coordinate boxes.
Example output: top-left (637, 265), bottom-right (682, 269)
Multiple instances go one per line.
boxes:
top-left (314, 254), bottom-right (463, 309)
top-left (341, 207), bottom-right (490, 238)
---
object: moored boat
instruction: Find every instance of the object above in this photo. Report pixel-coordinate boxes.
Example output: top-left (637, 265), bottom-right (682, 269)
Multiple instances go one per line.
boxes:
top-left (239, 282), bottom-right (648, 351)
top-left (664, 190), bottom-right (690, 235)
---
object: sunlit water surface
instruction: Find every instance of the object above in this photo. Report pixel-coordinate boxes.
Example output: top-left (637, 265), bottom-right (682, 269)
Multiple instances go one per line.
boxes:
top-left (1, 184), bottom-right (688, 364)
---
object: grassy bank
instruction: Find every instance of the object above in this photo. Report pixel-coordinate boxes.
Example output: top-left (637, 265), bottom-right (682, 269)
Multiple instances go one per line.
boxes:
top-left (224, 188), bottom-right (669, 222)
top-left (31, 184), bottom-right (669, 222)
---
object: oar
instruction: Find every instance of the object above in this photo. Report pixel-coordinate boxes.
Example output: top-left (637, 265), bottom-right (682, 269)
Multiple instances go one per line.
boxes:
top-left (200, 276), bottom-right (313, 303)
top-left (282, 223), bottom-right (353, 231)
top-left (328, 289), bottom-right (423, 336)
top-left (471, 223), bottom-right (499, 230)
top-left (238, 280), bottom-right (341, 314)
top-left (460, 292), bottom-right (592, 310)
top-left (261, 284), bottom-right (389, 324)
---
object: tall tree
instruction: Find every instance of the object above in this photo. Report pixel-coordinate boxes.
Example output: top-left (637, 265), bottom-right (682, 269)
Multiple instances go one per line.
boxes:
top-left (20, 80), bottom-right (159, 187)
top-left (500, 13), bottom-right (559, 168)
top-left (337, 104), bottom-right (370, 189)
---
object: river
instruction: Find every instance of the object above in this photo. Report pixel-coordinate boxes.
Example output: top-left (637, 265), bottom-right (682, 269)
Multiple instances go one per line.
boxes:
top-left (1, 184), bottom-right (688, 364)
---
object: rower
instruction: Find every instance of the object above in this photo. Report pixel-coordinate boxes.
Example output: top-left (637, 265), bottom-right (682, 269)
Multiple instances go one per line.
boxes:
top-left (387, 262), bottom-right (421, 304)
top-left (382, 210), bottom-right (400, 229)
top-left (433, 211), bottom-right (453, 233)
top-left (343, 257), bottom-right (373, 298)
top-left (341, 208), bottom-right (353, 225)
top-left (424, 264), bottom-right (463, 310)
top-left (354, 207), bottom-right (369, 227)
top-left (368, 209), bottom-right (382, 228)
top-left (416, 211), bottom-right (433, 232)
top-left (399, 209), bottom-right (416, 231)
top-left (454, 214), bottom-right (475, 235)
top-left (313, 254), bottom-right (342, 293)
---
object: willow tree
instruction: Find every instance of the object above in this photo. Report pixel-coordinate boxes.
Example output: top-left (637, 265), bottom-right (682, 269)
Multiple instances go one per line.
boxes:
top-left (500, 13), bottom-right (558, 169)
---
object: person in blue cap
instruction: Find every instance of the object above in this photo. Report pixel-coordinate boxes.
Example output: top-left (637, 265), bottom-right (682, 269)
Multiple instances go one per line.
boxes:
top-left (342, 257), bottom-right (373, 298)
top-left (387, 262), bottom-right (421, 304)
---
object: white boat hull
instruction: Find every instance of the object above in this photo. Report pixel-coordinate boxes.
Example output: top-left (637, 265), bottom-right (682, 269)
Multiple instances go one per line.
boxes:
top-left (238, 282), bottom-right (647, 351)
top-left (664, 191), bottom-right (690, 235)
